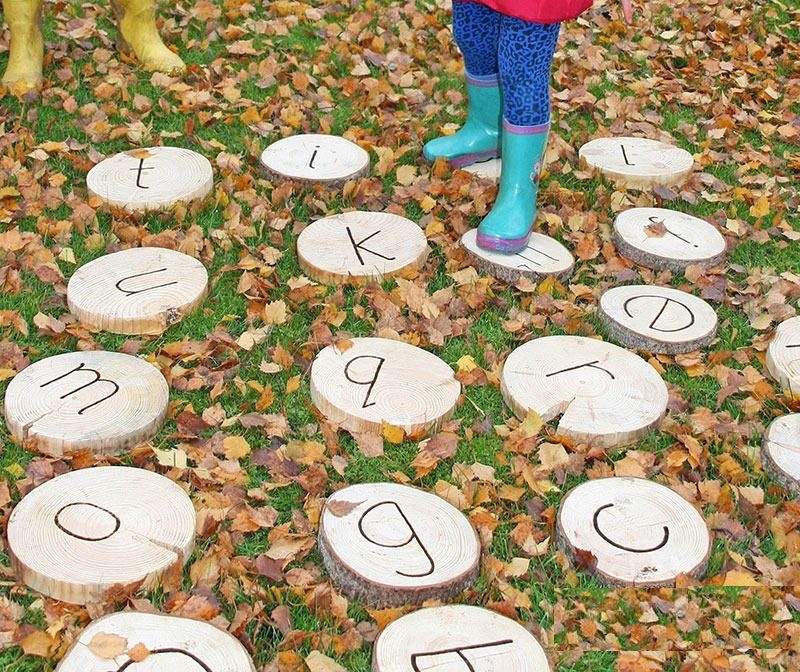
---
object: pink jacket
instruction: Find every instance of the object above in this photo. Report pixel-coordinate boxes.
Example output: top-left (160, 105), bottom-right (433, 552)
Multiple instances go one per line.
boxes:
top-left (459, 0), bottom-right (593, 23)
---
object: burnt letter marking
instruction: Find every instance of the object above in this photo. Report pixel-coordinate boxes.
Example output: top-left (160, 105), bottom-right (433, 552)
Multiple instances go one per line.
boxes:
top-left (620, 144), bottom-right (635, 166)
top-left (546, 360), bottom-right (615, 380)
top-left (346, 227), bottom-right (397, 266)
top-left (410, 640), bottom-right (515, 672)
top-left (515, 245), bottom-right (559, 268)
top-left (113, 648), bottom-right (212, 672)
top-left (623, 295), bottom-right (695, 333)
top-left (54, 502), bottom-right (121, 542)
top-left (40, 362), bottom-right (120, 415)
top-left (308, 145), bottom-right (321, 170)
top-left (130, 158), bottom-right (154, 189)
top-left (115, 268), bottom-right (178, 296)
top-left (593, 503), bottom-right (669, 553)
top-left (343, 355), bottom-right (385, 408)
top-left (648, 216), bottom-right (699, 248)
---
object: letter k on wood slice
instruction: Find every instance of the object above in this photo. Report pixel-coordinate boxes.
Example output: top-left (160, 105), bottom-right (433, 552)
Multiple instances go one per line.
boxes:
top-left (319, 483), bottom-right (480, 607)
top-left (3, 351), bottom-right (169, 457)
top-left (310, 337), bottom-right (460, 437)
top-left (56, 611), bottom-right (256, 672)
top-left (372, 604), bottom-right (551, 672)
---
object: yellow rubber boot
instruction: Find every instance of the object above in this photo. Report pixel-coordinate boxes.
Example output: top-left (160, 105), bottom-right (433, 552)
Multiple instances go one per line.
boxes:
top-left (1, 0), bottom-right (44, 91)
top-left (112, 0), bottom-right (185, 74)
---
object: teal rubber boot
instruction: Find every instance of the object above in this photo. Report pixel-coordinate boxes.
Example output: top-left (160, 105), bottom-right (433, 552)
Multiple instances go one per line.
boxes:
top-left (423, 73), bottom-right (502, 169)
top-left (476, 121), bottom-right (550, 254)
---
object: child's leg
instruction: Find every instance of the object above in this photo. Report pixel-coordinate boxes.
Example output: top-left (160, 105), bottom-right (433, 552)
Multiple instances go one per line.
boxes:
top-left (452, 0), bottom-right (500, 79)
top-left (476, 17), bottom-right (560, 253)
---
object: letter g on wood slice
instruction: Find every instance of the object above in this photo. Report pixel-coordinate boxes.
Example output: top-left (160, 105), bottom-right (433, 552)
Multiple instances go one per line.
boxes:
top-left (319, 483), bottom-right (480, 608)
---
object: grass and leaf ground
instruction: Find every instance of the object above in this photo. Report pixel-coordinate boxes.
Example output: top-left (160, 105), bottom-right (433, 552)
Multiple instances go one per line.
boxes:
top-left (0, 0), bottom-right (799, 669)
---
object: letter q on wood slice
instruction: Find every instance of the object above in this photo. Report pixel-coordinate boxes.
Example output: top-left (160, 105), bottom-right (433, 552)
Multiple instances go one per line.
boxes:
top-left (613, 208), bottom-right (727, 272)
top-left (297, 211), bottom-right (429, 285)
top-left (318, 483), bottom-right (480, 608)
top-left (7, 466), bottom-right (195, 604)
top-left (56, 611), bottom-right (255, 672)
top-left (579, 137), bottom-right (694, 189)
top-left (557, 477), bottom-right (711, 586)
top-left (598, 285), bottom-right (718, 354)
top-left (500, 336), bottom-right (668, 449)
top-left (67, 247), bottom-right (208, 335)
top-left (372, 604), bottom-right (551, 672)
top-left (259, 133), bottom-right (370, 187)
top-left (86, 147), bottom-right (213, 212)
top-left (3, 351), bottom-right (168, 457)
top-left (762, 414), bottom-right (800, 497)
top-left (310, 337), bottom-right (461, 437)
top-left (767, 316), bottom-right (800, 399)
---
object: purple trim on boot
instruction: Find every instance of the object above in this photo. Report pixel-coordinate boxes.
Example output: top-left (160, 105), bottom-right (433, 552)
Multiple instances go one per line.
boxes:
top-left (449, 148), bottom-right (502, 168)
top-left (465, 70), bottom-right (500, 88)
top-left (476, 229), bottom-right (532, 254)
top-left (503, 119), bottom-right (550, 135)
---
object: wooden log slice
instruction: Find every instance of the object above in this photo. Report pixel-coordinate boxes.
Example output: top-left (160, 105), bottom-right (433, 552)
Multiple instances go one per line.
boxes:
top-left (86, 147), bottom-right (213, 212)
top-left (598, 284), bottom-right (718, 354)
top-left (579, 137), bottom-right (694, 189)
top-left (372, 604), bottom-right (551, 672)
top-left (462, 158), bottom-right (502, 180)
top-left (461, 229), bottom-right (574, 283)
top-left (7, 466), bottom-right (195, 604)
top-left (259, 134), bottom-right (370, 187)
top-left (297, 212), bottom-right (429, 285)
top-left (3, 351), bottom-right (169, 457)
top-left (67, 247), bottom-right (208, 335)
top-left (556, 477), bottom-right (711, 586)
top-left (613, 207), bottom-right (727, 272)
top-left (762, 414), bottom-right (800, 497)
top-left (311, 338), bottom-right (460, 437)
top-left (766, 316), bottom-right (800, 400)
top-left (56, 611), bottom-right (255, 672)
top-left (500, 336), bottom-right (668, 448)
top-left (318, 482), bottom-right (480, 608)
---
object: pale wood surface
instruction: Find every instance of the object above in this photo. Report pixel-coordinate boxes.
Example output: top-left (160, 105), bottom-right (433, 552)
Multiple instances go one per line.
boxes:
top-left (762, 414), bottom-right (800, 496)
top-left (372, 604), bottom-right (551, 672)
top-left (598, 284), bottom-right (718, 354)
top-left (500, 336), bottom-right (668, 448)
top-left (579, 137), bottom-right (694, 188)
top-left (557, 477), bottom-right (711, 586)
top-left (319, 483), bottom-right (480, 607)
top-left (310, 338), bottom-right (460, 436)
top-left (766, 316), bottom-right (800, 399)
top-left (3, 351), bottom-right (169, 457)
top-left (260, 133), bottom-right (370, 186)
top-left (613, 207), bottom-right (727, 271)
top-left (86, 147), bottom-right (213, 212)
top-left (8, 466), bottom-right (195, 604)
top-left (298, 212), bottom-right (429, 285)
top-left (56, 611), bottom-right (256, 672)
top-left (462, 158), bottom-right (502, 180)
top-left (461, 229), bottom-right (574, 283)
top-left (67, 247), bottom-right (208, 335)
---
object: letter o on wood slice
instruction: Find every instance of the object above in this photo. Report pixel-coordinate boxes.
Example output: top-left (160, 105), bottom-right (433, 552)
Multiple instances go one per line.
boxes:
top-left (318, 483), bottom-right (480, 607)
top-left (762, 415), bottom-right (800, 497)
top-left (86, 147), bottom-right (213, 212)
top-left (67, 247), bottom-right (208, 335)
top-left (372, 604), bottom-right (551, 672)
top-left (767, 316), bottom-right (800, 400)
top-left (461, 229), bottom-right (574, 283)
top-left (7, 466), bottom-right (195, 604)
top-left (598, 285), bottom-right (718, 354)
top-left (500, 336), bottom-right (668, 448)
top-left (579, 137), bottom-right (694, 189)
top-left (613, 208), bottom-right (727, 272)
top-left (311, 338), bottom-right (460, 436)
top-left (297, 212), bottom-right (429, 285)
top-left (56, 611), bottom-right (255, 672)
top-left (3, 351), bottom-right (169, 457)
top-left (260, 134), bottom-right (370, 187)
top-left (557, 477), bottom-right (711, 586)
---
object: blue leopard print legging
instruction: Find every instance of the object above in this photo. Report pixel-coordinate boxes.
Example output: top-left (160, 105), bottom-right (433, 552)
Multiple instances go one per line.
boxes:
top-left (452, 1), bottom-right (561, 128)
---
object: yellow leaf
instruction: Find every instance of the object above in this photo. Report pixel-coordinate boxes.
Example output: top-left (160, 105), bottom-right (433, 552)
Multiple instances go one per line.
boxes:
top-left (223, 436), bottom-right (251, 460)
top-left (5, 463), bottom-right (24, 478)
top-left (395, 165), bottom-right (417, 186)
top-left (87, 632), bottom-right (128, 659)
top-left (21, 630), bottom-right (56, 658)
top-left (519, 409), bottom-right (543, 437)
top-left (382, 423), bottom-right (405, 445)
top-left (285, 374), bottom-right (301, 394)
top-left (723, 569), bottom-right (761, 586)
top-left (305, 651), bottom-right (349, 672)
top-left (749, 195), bottom-right (770, 219)
top-left (456, 355), bottom-right (478, 373)
top-left (263, 300), bottom-right (288, 325)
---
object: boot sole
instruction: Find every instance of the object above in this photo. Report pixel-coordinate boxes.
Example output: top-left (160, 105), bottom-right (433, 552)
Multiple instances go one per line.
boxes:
top-left (476, 230), bottom-right (532, 255)
top-left (424, 149), bottom-right (501, 169)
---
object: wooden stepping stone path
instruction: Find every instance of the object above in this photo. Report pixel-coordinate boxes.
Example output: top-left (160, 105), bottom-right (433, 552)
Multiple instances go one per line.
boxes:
top-left (318, 482), bottom-right (480, 607)
top-left (67, 247), bottom-right (208, 335)
top-left (557, 477), bottom-right (711, 586)
top-left (579, 137), bottom-right (694, 189)
top-left (500, 336), bottom-right (668, 448)
top-left (766, 316), bottom-right (800, 399)
top-left (3, 351), bottom-right (168, 457)
top-left (86, 147), bottom-right (213, 212)
top-left (762, 414), bottom-right (800, 496)
top-left (461, 229), bottom-right (574, 282)
top-left (58, 611), bottom-right (255, 672)
top-left (297, 211), bottom-right (428, 285)
top-left (613, 207), bottom-right (727, 272)
top-left (7, 466), bottom-right (195, 604)
top-left (310, 337), bottom-right (460, 437)
top-left (373, 604), bottom-right (551, 672)
top-left (598, 284), bottom-right (718, 354)
top-left (259, 133), bottom-right (370, 186)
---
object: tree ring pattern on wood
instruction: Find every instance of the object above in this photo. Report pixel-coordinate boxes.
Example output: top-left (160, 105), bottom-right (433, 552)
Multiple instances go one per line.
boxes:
top-left (259, 133), bottom-right (370, 186)
top-left (579, 137), bottom-right (694, 188)
top-left (762, 414), bottom-right (800, 497)
top-left (766, 316), bottom-right (800, 399)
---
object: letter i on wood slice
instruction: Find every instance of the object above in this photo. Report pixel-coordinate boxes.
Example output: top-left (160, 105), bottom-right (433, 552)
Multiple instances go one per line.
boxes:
top-left (260, 134), bottom-right (370, 187)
